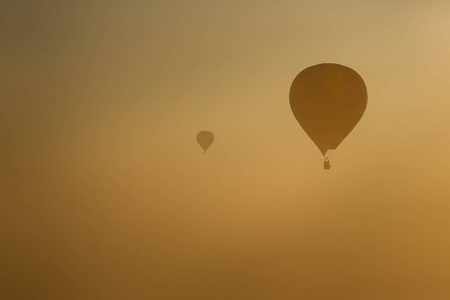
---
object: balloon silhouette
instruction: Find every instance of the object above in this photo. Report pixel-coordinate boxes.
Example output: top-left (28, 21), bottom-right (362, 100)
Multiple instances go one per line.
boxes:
top-left (196, 131), bottom-right (214, 153)
top-left (289, 63), bottom-right (367, 161)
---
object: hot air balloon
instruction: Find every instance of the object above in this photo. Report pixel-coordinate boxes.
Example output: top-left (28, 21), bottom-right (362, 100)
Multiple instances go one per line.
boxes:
top-left (289, 63), bottom-right (367, 168)
top-left (196, 131), bottom-right (214, 153)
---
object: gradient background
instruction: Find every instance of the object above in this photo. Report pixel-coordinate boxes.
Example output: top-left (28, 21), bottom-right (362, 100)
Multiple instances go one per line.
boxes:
top-left (2, 1), bottom-right (450, 299)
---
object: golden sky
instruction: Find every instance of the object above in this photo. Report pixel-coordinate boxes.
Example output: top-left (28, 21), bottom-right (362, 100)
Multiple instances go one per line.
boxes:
top-left (2, 1), bottom-right (450, 299)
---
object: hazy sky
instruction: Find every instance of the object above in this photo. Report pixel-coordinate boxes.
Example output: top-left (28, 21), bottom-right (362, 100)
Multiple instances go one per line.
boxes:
top-left (2, 1), bottom-right (450, 299)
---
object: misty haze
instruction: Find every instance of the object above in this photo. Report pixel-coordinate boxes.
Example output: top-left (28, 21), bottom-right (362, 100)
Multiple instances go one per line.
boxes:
top-left (2, 1), bottom-right (450, 299)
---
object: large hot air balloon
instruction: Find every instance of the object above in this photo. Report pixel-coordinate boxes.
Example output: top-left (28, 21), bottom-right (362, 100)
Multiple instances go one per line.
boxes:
top-left (289, 63), bottom-right (367, 168)
top-left (196, 131), bottom-right (214, 153)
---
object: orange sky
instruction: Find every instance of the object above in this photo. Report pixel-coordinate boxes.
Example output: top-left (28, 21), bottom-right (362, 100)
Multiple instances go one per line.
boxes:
top-left (2, 1), bottom-right (450, 299)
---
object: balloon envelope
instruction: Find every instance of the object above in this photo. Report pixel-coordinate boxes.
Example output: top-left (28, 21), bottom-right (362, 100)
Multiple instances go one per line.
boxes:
top-left (196, 131), bottom-right (214, 152)
top-left (289, 63), bottom-right (367, 156)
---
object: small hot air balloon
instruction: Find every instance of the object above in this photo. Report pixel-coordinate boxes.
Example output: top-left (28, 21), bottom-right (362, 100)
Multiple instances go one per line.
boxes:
top-left (196, 131), bottom-right (214, 153)
top-left (289, 63), bottom-right (367, 168)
